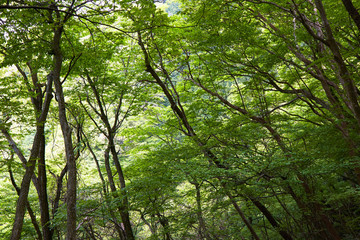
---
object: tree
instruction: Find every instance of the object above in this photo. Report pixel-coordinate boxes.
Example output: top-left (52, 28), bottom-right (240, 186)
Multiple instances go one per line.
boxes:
top-left (1, 0), bottom-right (360, 239)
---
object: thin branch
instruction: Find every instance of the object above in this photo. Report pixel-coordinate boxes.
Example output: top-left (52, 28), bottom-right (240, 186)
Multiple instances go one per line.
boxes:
top-left (266, 97), bottom-right (300, 115)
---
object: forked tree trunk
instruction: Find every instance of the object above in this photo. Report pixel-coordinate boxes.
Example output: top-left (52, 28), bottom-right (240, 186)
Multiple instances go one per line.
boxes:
top-left (8, 71), bottom-right (53, 240)
top-left (8, 166), bottom-right (43, 240)
top-left (84, 74), bottom-right (135, 240)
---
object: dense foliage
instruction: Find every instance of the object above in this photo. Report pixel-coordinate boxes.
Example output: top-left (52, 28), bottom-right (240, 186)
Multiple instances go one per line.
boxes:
top-left (1, 0), bottom-right (360, 239)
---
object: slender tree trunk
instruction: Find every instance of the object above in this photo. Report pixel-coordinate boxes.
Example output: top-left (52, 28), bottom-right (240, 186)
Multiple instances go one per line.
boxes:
top-left (51, 163), bottom-right (68, 240)
top-left (27, 63), bottom-right (53, 240)
top-left (52, 23), bottom-right (77, 239)
top-left (9, 166), bottom-right (43, 240)
top-left (84, 74), bottom-right (134, 240)
top-left (227, 194), bottom-right (261, 240)
top-left (51, 164), bottom-right (67, 214)
top-left (15, 63), bottom-right (53, 240)
top-left (314, 0), bottom-right (360, 185)
top-left (341, 0), bottom-right (360, 32)
top-left (109, 137), bottom-right (135, 240)
top-left (10, 129), bottom-right (43, 240)
top-left (314, 0), bottom-right (360, 126)
top-left (8, 72), bottom-right (53, 240)
top-left (193, 181), bottom-right (211, 240)
top-left (250, 198), bottom-right (293, 240)
top-left (156, 213), bottom-right (172, 240)
top-left (85, 140), bottom-right (107, 194)
top-left (38, 129), bottom-right (52, 240)
top-left (104, 147), bottom-right (127, 239)
top-left (140, 213), bottom-right (156, 235)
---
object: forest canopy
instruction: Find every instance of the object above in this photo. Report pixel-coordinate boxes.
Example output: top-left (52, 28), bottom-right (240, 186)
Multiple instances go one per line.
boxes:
top-left (1, 0), bottom-right (360, 239)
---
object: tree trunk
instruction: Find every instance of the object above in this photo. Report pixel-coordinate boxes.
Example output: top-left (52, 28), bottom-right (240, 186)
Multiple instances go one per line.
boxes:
top-left (341, 0), bottom-right (360, 32)
top-left (38, 122), bottom-right (52, 240)
top-left (52, 23), bottom-right (77, 239)
top-left (109, 138), bottom-right (135, 240)
top-left (223, 194), bottom-right (260, 240)
top-left (84, 73), bottom-right (134, 240)
top-left (193, 181), bottom-right (211, 240)
top-left (9, 166), bottom-right (43, 240)
top-left (314, 0), bottom-right (360, 185)
top-left (104, 147), bottom-right (127, 239)
top-left (8, 71), bottom-right (53, 240)
top-left (10, 129), bottom-right (44, 240)
top-left (156, 213), bottom-right (172, 240)
top-left (250, 198), bottom-right (293, 240)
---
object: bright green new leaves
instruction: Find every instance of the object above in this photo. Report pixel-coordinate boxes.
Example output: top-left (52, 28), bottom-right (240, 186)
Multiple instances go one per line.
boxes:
top-left (1, 0), bottom-right (360, 239)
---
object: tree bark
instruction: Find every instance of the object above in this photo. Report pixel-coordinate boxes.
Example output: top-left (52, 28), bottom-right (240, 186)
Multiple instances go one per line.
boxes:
top-left (341, 0), bottom-right (360, 32)
top-left (84, 74), bottom-right (134, 240)
top-left (51, 164), bottom-right (68, 219)
top-left (192, 181), bottom-right (211, 240)
top-left (104, 147), bottom-right (126, 239)
top-left (156, 213), bottom-right (172, 240)
top-left (251, 198), bottom-right (293, 240)
top-left (9, 126), bottom-right (46, 240)
top-left (8, 71), bottom-right (53, 240)
top-left (27, 66), bottom-right (53, 240)
top-left (109, 138), bottom-right (135, 240)
top-left (52, 20), bottom-right (77, 239)
top-left (38, 130), bottom-right (52, 240)
top-left (9, 166), bottom-right (43, 240)
top-left (227, 194), bottom-right (261, 240)
top-left (315, 0), bottom-right (360, 130)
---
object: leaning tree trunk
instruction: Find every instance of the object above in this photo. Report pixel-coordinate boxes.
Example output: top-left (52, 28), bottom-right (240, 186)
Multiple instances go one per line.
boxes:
top-left (8, 72), bottom-right (53, 240)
